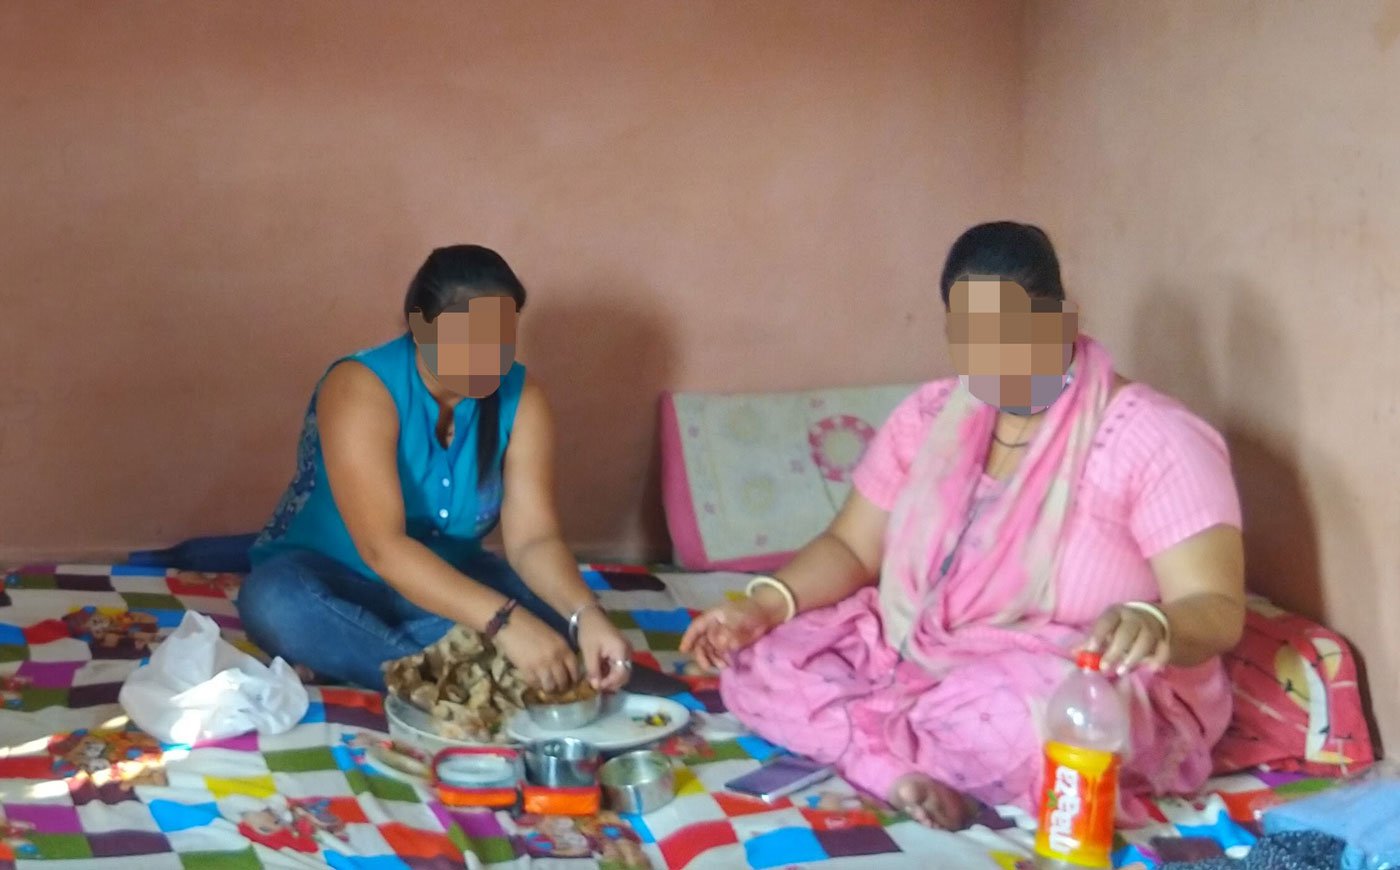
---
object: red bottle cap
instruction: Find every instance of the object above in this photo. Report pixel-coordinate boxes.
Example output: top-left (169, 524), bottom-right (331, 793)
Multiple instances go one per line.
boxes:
top-left (1076, 650), bottom-right (1103, 671)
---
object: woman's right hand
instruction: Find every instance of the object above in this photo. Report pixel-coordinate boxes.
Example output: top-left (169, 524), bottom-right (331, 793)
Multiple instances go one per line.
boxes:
top-left (493, 611), bottom-right (579, 693)
top-left (679, 595), bottom-right (785, 671)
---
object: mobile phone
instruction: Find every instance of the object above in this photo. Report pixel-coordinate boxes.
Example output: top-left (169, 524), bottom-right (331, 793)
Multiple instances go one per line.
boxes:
top-left (724, 755), bottom-right (833, 802)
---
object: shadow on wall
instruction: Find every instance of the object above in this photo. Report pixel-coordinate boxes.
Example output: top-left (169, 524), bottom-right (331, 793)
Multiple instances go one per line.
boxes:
top-left (1133, 281), bottom-right (1383, 756)
top-left (1132, 279), bottom-right (1326, 617)
top-left (517, 288), bottom-right (676, 561)
top-left (1222, 283), bottom-right (1383, 756)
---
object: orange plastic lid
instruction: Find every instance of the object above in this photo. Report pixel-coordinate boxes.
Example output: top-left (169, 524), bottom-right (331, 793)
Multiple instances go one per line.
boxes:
top-left (1076, 650), bottom-right (1103, 671)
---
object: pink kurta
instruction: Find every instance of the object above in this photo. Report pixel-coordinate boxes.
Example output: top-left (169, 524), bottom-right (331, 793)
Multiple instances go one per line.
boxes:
top-left (719, 379), bottom-right (1241, 814)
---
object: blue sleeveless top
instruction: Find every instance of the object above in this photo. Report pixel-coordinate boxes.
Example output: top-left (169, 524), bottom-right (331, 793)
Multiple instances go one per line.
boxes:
top-left (250, 333), bottom-right (527, 578)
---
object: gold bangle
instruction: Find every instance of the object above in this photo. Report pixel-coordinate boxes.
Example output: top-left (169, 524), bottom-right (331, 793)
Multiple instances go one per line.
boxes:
top-left (1123, 600), bottom-right (1172, 645)
top-left (745, 575), bottom-right (797, 623)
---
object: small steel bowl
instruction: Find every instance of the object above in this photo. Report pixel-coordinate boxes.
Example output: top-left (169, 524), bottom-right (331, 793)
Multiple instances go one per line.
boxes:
top-left (523, 737), bottom-right (601, 788)
top-left (525, 691), bottom-right (603, 731)
top-left (600, 750), bottom-right (676, 815)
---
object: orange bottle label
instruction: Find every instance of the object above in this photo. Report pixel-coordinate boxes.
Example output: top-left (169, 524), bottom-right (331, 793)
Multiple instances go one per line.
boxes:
top-left (1034, 741), bottom-right (1119, 868)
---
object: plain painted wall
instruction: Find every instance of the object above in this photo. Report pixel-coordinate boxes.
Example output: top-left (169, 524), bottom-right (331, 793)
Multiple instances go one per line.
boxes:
top-left (1023, 0), bottom-right (1400, 753)
top-left (0, 1), bottom-right (1022, 562)
top-left (6, 0), bottom-right (1397, 751)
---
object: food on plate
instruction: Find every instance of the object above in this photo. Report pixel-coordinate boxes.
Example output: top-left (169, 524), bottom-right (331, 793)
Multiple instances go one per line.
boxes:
top-left (382, 626), bottom-right (532, 743)
top-left (525, 680), bottom-right (599, 706)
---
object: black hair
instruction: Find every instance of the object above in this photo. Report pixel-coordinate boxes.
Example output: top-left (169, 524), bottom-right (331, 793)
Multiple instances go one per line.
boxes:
top-left (938, 222), bottom-right (1064, 307)
top-left (403, 245), bottom-right (527, 488)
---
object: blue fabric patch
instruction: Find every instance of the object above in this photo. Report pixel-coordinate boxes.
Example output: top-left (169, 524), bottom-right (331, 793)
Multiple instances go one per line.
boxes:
top-left (0, 624), bottom-right (25, 645)
top-left (673, 692), bottom-right (706, 712)
top-left (111, 565), bottom-right (170, 576)
top-left (331, 744), bottom-right (358, 771)
top-left (619, 813), bottom-right (654, 843)
top-left (630, 609), bottom-right (694, 633)
top-left (325, 854), bottom-right (411, 870)
top-left (299, 702), bottom-right (327, 724)
top-left (1177, 815), bottom-right (1257, 854)
top-left (148, 799), bottom-right (220, 832)
top-left (1114, 843), bottom-right (1157, 868)
top-left (736, 735), bottom-right (784, 762)
top-left (581, 570), bottom-right (610, 591)
top-left (130, 608), bottom-right (187, 628)
top-left (745, 827), bottom-right (827, 868)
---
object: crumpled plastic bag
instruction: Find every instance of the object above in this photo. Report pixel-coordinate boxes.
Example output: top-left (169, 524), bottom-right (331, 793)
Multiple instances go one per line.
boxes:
top-left (119, 611), bottom-right (309, 744)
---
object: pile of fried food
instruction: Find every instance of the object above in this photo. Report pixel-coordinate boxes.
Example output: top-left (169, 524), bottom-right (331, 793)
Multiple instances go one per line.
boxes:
top-left (383, 626), bottom-right (529, 743)
top-left (383, 626), bottom-right (597, 743)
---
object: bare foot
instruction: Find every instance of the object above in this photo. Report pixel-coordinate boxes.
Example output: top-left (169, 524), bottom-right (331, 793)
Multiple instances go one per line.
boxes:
top-left (888, 773), bottom-right (978, 830)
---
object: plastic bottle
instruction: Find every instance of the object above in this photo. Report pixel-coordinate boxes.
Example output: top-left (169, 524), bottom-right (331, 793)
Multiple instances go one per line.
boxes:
top-left (1035, 650), bottom-right (1129, 870)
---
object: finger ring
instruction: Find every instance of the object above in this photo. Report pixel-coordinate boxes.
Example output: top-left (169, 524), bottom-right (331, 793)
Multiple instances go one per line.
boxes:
top-left (613, 658), bottom-right (632, 670)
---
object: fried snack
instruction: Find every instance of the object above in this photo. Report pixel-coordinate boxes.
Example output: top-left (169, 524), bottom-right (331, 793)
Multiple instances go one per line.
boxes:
top-left (383, 626), bottom-right (532, 744)
top-left (525, 680), bottom-right (599, 706)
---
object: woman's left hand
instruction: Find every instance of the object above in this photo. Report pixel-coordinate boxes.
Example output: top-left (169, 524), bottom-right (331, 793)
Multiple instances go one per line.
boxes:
top-left (1084, 604), bottom-right (1170, 675)
top-left (576, 607), bottom-right (633, 692)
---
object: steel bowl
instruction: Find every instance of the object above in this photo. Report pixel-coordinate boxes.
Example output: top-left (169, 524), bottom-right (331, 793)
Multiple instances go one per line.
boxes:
top-left (525, 691), bottom-right (603, 731)
top-left (523, 737), bottom-right (601, 788)
top-left (600, 750), bottom-right (676, 814)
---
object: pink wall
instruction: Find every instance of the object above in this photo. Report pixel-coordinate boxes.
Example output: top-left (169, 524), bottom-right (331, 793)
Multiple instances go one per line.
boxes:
top-left (0, 1), bottom-right (1023, 563)
top-left (1022, 0), bottom-right (1400, 752)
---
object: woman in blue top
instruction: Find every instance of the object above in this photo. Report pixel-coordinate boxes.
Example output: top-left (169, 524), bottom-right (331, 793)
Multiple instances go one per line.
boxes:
top-left (239, 245), bottom-right (633, 694)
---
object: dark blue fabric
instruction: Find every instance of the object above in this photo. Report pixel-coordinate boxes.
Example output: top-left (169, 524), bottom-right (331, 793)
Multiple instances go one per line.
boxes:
top-left (126, 533), bottom-right (259, 573)
top-left (1160, 831), bottom-right (1345, 870)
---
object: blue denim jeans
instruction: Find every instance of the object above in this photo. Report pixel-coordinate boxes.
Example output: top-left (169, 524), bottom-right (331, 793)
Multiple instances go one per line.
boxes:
top-left (236, 548), bottom-right (569, 690)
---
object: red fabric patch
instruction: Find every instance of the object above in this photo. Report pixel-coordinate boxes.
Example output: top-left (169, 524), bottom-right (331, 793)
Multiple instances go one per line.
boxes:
top-left (324, 796), bottom-right (368, 825)
top-left (713, 791), bottom-right (791, 816)
top-left (23, 619), bottom-right (71, 644)
top-left (631, 651), bottom-right (661, 671)
top-left (1218, 789), bottom-right (1285, 825)
top-left (165, 573), bottom-right (240, 598)
top-left (800, 807), bottom-right (883, 831)
top-left (659, 820), bottom-right (739, 869)
top-left (0, 755), bottom-right (56, 779)
top-left (378, 822), bottom-right (461, 860)
top-left (319, 687), bottom-right (384, 715)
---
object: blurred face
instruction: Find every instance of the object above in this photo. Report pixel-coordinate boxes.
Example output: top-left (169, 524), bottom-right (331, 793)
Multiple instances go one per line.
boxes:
top-left (944, 277), bottom-right (1078, 413)
top-left (408, 294), bottom-right (518, 398)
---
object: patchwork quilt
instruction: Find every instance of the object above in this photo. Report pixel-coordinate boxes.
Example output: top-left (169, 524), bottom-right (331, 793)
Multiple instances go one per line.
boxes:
top-left (0, 562), bottom-right (1337, 869)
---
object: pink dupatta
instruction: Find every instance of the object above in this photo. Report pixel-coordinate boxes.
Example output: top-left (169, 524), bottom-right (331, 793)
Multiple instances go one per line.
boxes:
top-left (878, 335), bottom-right (1115, 676)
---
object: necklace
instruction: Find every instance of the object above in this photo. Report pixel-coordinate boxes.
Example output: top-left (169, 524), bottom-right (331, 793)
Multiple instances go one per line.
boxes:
top-left (987, 414), bottom-right (1035, 478)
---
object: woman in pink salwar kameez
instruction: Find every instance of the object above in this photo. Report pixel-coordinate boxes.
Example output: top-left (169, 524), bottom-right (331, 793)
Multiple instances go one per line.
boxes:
top-left (680, 222), bottom-right (1246, 829)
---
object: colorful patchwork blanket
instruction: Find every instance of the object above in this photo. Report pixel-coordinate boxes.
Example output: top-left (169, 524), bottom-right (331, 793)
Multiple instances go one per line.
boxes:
top-left (0, 562), bottom-right (1336, 869)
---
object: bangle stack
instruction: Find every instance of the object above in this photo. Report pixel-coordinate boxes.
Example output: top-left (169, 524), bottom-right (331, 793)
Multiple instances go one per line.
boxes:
top-left (745, 575), bottom-right (797, 623)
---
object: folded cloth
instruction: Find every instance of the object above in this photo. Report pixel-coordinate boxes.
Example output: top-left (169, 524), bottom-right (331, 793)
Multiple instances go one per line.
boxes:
top-left (1262, 774), bottom-right (1400, 870)
top-left (1161, 830), bottom-right (1344, 870)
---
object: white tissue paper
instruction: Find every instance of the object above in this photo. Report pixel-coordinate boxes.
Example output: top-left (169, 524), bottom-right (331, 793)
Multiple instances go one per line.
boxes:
top-left (119, 611), bottom-right (309, 744)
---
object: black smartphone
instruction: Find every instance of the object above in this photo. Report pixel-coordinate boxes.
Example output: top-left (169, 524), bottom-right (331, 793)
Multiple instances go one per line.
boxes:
top-left (623, 663), bottom-right (690, 697)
